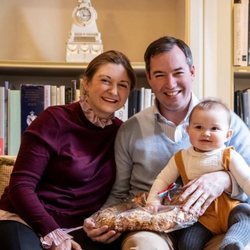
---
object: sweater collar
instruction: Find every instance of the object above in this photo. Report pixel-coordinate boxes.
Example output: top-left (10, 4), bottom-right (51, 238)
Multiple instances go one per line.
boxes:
top-left (79, 95), bottom-right (114, 128)
top-left (153, 93), bottom-right (199, 124)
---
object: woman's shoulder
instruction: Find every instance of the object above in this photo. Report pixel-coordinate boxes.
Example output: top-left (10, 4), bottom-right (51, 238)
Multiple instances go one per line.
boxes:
top-left (43, 102), bottom-right (81, 120)
top-left (27, 102), bottom-right (81, 130)
top-left (45, 101), bottom-right (80, 113)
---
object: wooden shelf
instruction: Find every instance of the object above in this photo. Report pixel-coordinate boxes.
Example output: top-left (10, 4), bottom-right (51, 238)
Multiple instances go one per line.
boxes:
top-left (234, 66), bottom-right (250, 78)
top-left (0, 61), bottom-right (146, 77)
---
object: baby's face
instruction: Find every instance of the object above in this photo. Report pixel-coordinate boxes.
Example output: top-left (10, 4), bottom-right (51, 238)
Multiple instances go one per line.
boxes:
top-left (186, 108), bottom-right (232, 152)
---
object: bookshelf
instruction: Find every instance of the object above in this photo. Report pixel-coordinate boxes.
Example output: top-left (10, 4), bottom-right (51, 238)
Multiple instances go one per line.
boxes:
top-left (0, 0), bottom-right (189, 104)
top-left (233, 66), bottom-right (250, 128)
top-left (0, 61), bottom-right (146, 87)
top-left (2, 0), bottom-right (234, 155)
top-left (234, 67), bottom-right (250, 92)
top-left (232, 0), bottom-right (250, 128)
top-left (232, 0), bottom-right (250, 96)
top-left (0, 61), bottom-right (150, 99)
top-left (0, 61), bottom-right (148, 155)
top-left (186, 1), bottom-right (246, 112)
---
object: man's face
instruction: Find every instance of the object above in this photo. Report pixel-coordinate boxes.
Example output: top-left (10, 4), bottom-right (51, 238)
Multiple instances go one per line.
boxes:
top-left (146, 45), bottom-right (195, 119)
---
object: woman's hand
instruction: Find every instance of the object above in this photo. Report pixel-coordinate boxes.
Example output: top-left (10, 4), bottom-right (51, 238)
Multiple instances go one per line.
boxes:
top-left (179, 171), bottom-right (231, 216)
top-left (83, 217), bottom-right (121, 244)
top-left (51, 239), bottom-right (82, 250)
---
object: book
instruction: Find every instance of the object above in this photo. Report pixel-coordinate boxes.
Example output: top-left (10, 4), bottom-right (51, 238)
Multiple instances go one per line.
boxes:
top-left (7, 90), bottom-right (21, 155)
top-left (233, 0), bottom-right (249, 66)
top-left (139, 87), bottom-right (145, 111)
top-left (234, 89), bottom-right (243, 119)
top-left (115, 99), bottom-right (128, 121)
top-left (71, 79), bottom-right (77, 102)
top-left (65, 86), bottom-right (73, 104)
top-left (0, 87), bottom-right (5, 155)
top-left (144, 88), bottom-right (152, 109)
top-left (75, 89), bottom-right (80, 102)
top-left (242, 89), bottom-right (250, 128)
top-left (151, 92), bottom-right (155, 106)
top-left (57, 85), bottom-right (65, 105)
top-left (247, 88), bottom-right (250, 128)
top-left (248, 0), bottom-right (250, 65)
top-left (21, 85), bottom-right (45, 133)
top-left (44, 85), bottom-right (51, 109)
top-left (50, 85), bottom-right (57, 106)
top-left (128, 89), bottom-right (140, 118)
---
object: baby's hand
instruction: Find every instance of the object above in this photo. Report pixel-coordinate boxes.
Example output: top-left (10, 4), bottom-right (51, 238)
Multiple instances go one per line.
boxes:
top-left (145, 203), bottom-right (161, 213)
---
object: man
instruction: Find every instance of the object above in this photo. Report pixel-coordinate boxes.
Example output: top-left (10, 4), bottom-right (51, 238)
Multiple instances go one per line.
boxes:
top-left (84, 36), bottom-right (250, 249)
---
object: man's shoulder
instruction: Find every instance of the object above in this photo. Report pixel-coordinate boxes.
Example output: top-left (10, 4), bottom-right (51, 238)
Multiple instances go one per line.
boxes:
top-left (124, 106), bottom-right (154, 125)
top-left (230, 110), bottom-right (247, 129)
top-left (117, 106), bottom-right (155, 135)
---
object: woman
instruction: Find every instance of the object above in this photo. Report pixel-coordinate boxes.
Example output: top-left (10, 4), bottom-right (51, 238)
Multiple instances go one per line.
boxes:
top-left (0, 50), bottom-right (136, 250)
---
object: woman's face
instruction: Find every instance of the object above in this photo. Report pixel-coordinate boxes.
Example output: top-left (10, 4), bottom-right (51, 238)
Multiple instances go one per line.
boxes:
top-left (84, 63), bottom-right (131, 119)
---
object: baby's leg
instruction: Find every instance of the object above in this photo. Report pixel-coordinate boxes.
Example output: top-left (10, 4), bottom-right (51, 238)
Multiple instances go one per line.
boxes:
top-left (220, 203), bottom-right (250, 250)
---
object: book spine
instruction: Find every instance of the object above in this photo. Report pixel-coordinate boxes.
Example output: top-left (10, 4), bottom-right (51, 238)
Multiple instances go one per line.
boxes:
top-left (151, 92), bottom-right (155, 106)
top-left (234, 0), bottom-right (249, 66)
top-left (234, 90), bottom-right (242, 116)
top-left (0, 87), bottom-right (5, 155)
top-left (128, 89), bottom-right (140, 118)
top-left (50, 85), bottom-right (57, 106)
top-left (75, 89), bottom-right (80, 102)
top-left (144, 88), bottom-right (152, 109)
top-left (248, 0), bottom-right (250, 65)
top-left (139, 87), bottom-right (145, 111)
top-left (56, 85), bottom-right (65, 105)
top-left (247, 88), bottom-right (250, 128)
top-left (44, 85), bottom-right (51, 109)
top-left (115, 99), bottom-right (128, 121)
top-left (65, 86), bottom-right (73, 104)
top-left (71, 80), bottom-right (77, 102)
top-left (59, 85), bottom-right (65, 105)
top-left (242, 90), bottom-right (250, 128)
top-left (7, 89), bottom-right (21, 155)
top-left (21, 85), bottom-right (45, 133)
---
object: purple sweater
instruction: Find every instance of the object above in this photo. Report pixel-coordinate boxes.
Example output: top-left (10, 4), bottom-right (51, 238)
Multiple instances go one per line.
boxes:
top-left (0, 102), bottom-right (122, 236)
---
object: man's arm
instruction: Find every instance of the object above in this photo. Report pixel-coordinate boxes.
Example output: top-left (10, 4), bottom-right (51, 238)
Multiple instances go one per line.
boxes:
top-left (228, 112), bottom-right (250, 165)
top-left (103, 120), bottom-right (135, 207)
top-left (180, 171), bottom-right (231, 215)
top-left (229, 150), bottom-right (250, 197)
top-left (227, 111), bottom-right (250, 201)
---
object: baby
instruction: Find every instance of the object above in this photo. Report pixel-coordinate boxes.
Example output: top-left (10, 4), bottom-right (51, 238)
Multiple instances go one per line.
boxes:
top-left (147, 99), bottom-right (250, 249)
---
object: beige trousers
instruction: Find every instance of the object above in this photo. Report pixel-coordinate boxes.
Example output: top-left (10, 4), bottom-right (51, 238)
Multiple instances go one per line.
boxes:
top-left (122, 231), bottom-right (250, 250)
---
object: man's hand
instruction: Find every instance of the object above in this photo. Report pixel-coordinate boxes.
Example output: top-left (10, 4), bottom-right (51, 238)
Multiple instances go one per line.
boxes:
top-left (83, 217), bottom-right (121, 244)
top-left (179, 171), bottom-right (231, 216)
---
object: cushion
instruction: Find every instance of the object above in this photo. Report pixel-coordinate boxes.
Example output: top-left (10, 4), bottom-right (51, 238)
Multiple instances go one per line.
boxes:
top-left (0, 156), bottom-right (15, 197)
